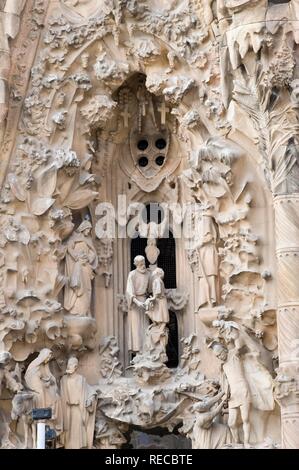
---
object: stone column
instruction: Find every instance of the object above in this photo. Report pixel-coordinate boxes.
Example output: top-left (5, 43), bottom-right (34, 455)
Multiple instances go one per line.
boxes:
top-left (274, 194), bottom-right (299, 448)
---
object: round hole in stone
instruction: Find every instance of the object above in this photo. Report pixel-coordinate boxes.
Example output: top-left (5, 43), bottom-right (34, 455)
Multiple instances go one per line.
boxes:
top-left (155, 155), bottom-right (165, 166)
top-left (138, 156), bottom-right (149, 167)
top-left (155, 138), bottom-right (167, 150)
top-left (137, 139), bottom-right (149, 151)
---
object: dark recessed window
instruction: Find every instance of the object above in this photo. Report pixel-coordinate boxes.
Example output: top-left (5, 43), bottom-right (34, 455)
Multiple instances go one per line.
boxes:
top-left (166, 312), bottom-right (179, 368)
top-left (269, 1), bottom-right (290, 4)
top-left (142, 203), bottom-right (165, 225)
top-left (138, 156), bottom-right (148, 167)
top-left (155, 155), bottom-right (165, 166)
top-left (156, 234), bottom-right (176, 289)
top-left (137, 139), bottom-right (149, 151)
top-left (155, 138), bottom-right (167, 150)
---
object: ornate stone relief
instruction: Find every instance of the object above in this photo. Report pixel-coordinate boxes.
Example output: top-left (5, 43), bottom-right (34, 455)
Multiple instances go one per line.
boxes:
top-left (0, 0), bottom-right (298, 450)
top-left (0, 1), bottom-right (26, 145)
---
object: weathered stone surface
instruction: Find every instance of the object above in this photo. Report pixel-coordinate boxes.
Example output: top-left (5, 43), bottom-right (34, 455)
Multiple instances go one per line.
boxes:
top-left (0, 0), bottom-right (298, 449)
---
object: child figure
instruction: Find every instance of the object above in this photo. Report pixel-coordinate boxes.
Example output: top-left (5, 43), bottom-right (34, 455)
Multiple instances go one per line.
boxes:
top-left (145, 268), bottom-right (169, 325)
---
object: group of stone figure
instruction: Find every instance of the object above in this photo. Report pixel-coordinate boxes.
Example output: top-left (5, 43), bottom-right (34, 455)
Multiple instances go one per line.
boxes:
top-left (65, 208), bottom-right (219, 324)
top-left (64, 219), bottom-right (171, 356)
top-left (210, 323), bottom-right (275, 448)
top-left (181, 319), bottom-right (275, 449)
top-left (0, 222), bottom-right (276, 448)
top-left (0, 349), bottom-right (97, 449)
top-left (0, 318), bottom-right (276, 449)
top-left (126, 255), bottom-right (169, 356)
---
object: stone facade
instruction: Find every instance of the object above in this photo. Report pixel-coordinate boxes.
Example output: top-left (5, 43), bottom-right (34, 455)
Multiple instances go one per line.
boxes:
top-left (0, 0), bottom-right (298, 449)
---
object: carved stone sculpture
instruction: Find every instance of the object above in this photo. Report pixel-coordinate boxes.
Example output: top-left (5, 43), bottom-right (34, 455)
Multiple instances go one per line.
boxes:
top-left (181, 390), bottom-right (231, 449)
top-left (146, 268), bottom-right (169, 325)
top-left (61, 357), bottom-right (97, 449)
top-left (98, 336), bottom-right (123, 383)
top-left (126, 255), bottom-right (150, 354)
top-left (211, 342), bottom-right (251, 447)
top-left (210, 321), bottom-right (275, 448)
top-left (0, 1), bottom-right (26, 145)
top-left (94, 410), bottom-right (128, 449)
top-left (0, 351), bottom-right (22, 396)
top-left (0, 0), bottom-right (298, 449)
top-left (11, 391), bottom-right (37, 449)
top-left (128, 266), bottom-right (172, 384)
top-left (24, 349), bottom-right (63, 436)
top-left (191, 391), bottom-right (230, 449)
top-left (64, 220), bottom-right (98, 317)
top-left (142, 267), bottom-right (170, 361)
top-left (0, 351), bottom-right (23, 447)
top-left (196, 204), bottom-right (219, 309)
top-left (145, 238), bottom-right (160, 266)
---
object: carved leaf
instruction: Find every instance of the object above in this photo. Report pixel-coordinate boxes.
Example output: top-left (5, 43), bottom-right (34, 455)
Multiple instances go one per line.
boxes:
top-left (234, 70), bottom-right (299, 193)
top-left (37, 165), bottom-right (57, 197)
top-left (19, 228), bottom-right (30, 245)
top-left (31, 197), bottom-right (55, 215)
top-left (63, 189), bottom-right (98, 210)
top-left (7, 174), bottom-right (26, 202)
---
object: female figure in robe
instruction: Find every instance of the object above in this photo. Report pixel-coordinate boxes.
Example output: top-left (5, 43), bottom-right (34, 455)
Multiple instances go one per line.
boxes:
top-left (64, 220), bottom-right (98, 317)
top-left (24, 349), bottom-right (63, 434)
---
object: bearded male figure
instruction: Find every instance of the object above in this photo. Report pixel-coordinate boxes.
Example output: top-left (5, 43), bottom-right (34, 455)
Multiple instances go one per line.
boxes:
top-left (126, 255), bottom-right (150, 354)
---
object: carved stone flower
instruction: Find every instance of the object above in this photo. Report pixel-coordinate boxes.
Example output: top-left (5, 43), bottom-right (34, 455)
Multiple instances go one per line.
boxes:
top-left (94, 52), bottom-right (129, 85)
top-left (52, 110), bottom-right (67, 129)
top-left (80, 94), bottom-right (117, 129)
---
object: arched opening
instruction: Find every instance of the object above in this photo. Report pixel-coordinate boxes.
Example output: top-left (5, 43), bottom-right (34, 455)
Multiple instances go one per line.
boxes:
top-left (130, 201), bottom-right (179, 367)
top-left (130, 203), bottom-right (176, 289)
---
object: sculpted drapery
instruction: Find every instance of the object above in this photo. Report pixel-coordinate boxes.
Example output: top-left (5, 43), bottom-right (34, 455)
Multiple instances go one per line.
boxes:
top-left (126, 256), bottom-right (150, 353)
top-left (64, 220), bottom-right (98, 317)
top-left (24, 349), bottom-right (63, 434)
top-left (0, 0), bottom-right (297, 449)
top-left (147, 268), bottom-right (169, 324)
top-left (196, 210), bottom-right (219, 308)
top-left (61, 357), bottom-right (97, 449)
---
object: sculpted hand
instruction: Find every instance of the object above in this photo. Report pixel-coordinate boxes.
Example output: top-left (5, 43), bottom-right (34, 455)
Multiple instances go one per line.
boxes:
top-left (86, 395), bottom-right (96, 410)
top-left (85, 398), bottom-right (92, 408)
top-left (144, 298), bottom-right (154, 311)
top-left (14, 382), bottom-right (23, 393)
top-left (232, 348), bottom-right (240, 358)
top-left (134, 299), bottom-right (145, 309)
top-left (21, 268), bottom-right (29, 284)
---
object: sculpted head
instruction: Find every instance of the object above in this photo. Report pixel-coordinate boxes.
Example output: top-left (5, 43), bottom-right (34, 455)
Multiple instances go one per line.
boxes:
top-left (77, 220), bottom-right (92, 237)
top-left (39, 348), bottom-right (53, 364)
top-left (153, 267), bottom-right (164, 279)
top-left (201, 201), bottom-right (214, 218)
top-left (0, 351), bottom-right (12, 367)
top-left (192, 401), bottom-right (207, 414)
top-left (211, 343), bottom-right (228, 363)
top-left (66, 357), bottom-right (79, 374)
top-left (134, 255), bottom-right (146, 273)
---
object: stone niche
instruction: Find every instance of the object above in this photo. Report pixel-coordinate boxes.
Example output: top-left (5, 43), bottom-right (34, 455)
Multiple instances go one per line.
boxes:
top-left (0, 0), bottom-right (299, 449)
